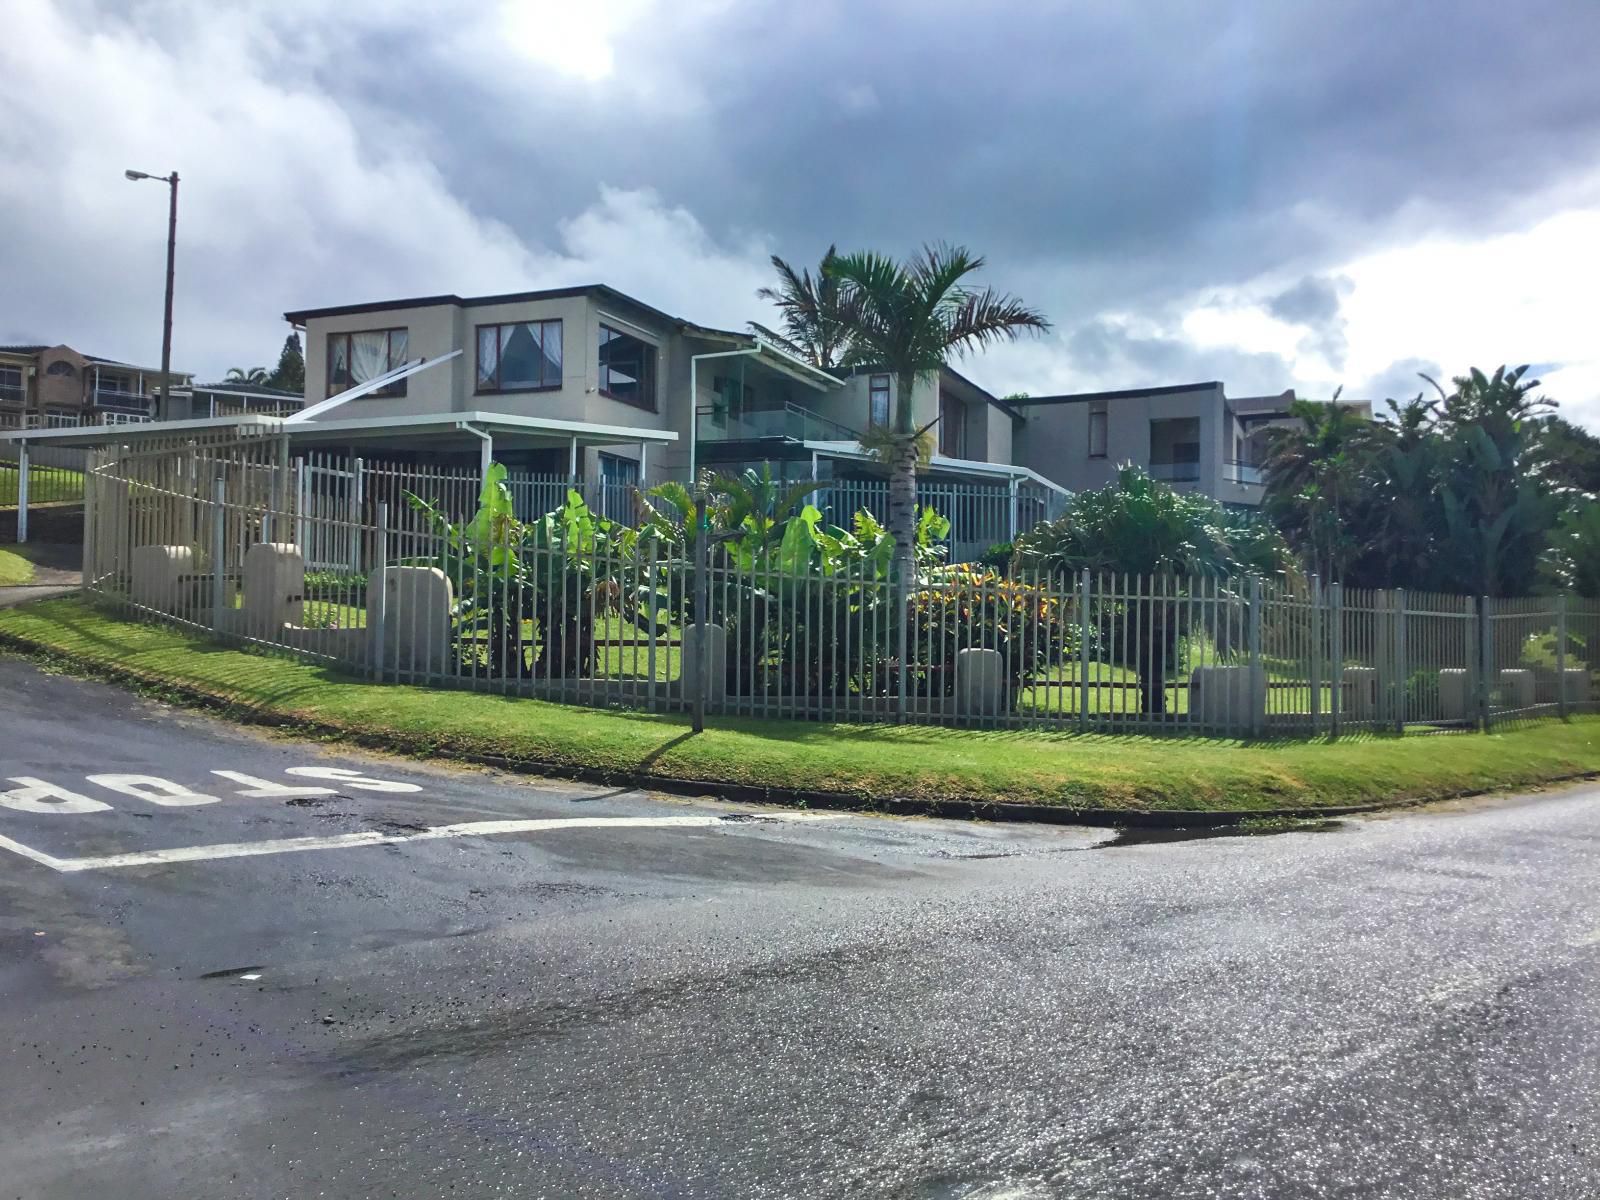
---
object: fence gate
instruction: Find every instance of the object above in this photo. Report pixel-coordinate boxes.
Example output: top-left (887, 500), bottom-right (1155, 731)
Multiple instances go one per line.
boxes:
top-left (296, 458), bottom-right (361, 573)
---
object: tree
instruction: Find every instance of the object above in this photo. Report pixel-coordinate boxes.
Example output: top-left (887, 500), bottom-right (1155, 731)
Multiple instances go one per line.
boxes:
top-left (1260, 395), bottom-right (1374, 582)
top-left (1424, 365), bottom-right (1560, 596)
top-left (267, 332), bottom-right (306, 394)
top-left (225, 366), bottom-right (269, 385)
top-left (1542, 501), bottom-right (1600, 599)
top-left (827, 244), bottom-right (1049, 583)
top-left (749, 246), bottom-right (852, 369)
top-left (1015, 466), bottom-right (1293, 713)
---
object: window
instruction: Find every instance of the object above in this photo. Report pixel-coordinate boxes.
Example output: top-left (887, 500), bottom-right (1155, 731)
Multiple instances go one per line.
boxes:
top-left (869, 374), bottom-right (890, 428)
top-left (45, 360), bottom-right (75, 378)
top-left (598, 453), bottom-right (640, 523)
top-left (327, 328), bottom-right (409, 397)
top-left (477, 320), bottom-right (562, 392)
top-left (0, 365), bottom-right (21, 402)
top-left (939, 391), bottom-right (965, 458)
top-left (711, 375), bottom-right (753, 431)
top-left (1087, 399), bottom-right (1108, 458)
top-left (598, 324), bottom-right (657, 409)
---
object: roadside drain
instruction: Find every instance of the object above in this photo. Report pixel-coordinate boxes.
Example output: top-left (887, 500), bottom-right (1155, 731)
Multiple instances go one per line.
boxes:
top-left (1096, 819), bottom-right (1345, 848)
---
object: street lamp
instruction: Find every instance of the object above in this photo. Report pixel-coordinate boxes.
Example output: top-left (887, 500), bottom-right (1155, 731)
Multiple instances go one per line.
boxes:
top-left (124, 168), bottom-right (179, 420)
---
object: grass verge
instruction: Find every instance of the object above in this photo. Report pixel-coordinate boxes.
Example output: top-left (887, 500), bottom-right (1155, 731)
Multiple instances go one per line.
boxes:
top-left (0, 546), bottom-right (37, 586)
top-left (2, 596), bottom-right (1597, 819)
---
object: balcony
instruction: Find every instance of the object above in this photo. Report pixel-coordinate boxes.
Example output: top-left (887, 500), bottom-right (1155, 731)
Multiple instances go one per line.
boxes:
top-left (0, 381), bottom-right (23, 405)
top-left (697, 402), bottom-right (861, 444)
top-left (90, 388), bottom-right (154, 416)
top-left (1147, 460), bottom-right (1201, 483)
top-left (1223, 459), bottom-right (1265, 486)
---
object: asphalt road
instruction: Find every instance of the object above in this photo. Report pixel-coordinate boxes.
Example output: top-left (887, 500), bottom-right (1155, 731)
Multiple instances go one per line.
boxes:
top-left (2, 655), bottom-right (1599, 1199)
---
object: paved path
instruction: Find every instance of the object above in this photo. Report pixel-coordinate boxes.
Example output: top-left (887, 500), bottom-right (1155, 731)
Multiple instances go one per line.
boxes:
top-left (2, 655), bottom-right (1598, 1198)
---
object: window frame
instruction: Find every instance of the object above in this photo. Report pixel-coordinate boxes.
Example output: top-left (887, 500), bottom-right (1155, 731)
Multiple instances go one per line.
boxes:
top-left (597, 323), bottom-right (658, 411)
top-left (474, 319), bottom-right (564, 395)
top-left (938, 391), bottom-right (965, 459)
top-left (868, 374), bottom-right (891, 428)
top-left (1087, 399), bottom-right (1109, 459)
top-left (326, 327), bottom-right (409, 398)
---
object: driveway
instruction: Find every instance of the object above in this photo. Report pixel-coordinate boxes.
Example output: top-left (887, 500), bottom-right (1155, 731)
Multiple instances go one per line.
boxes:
top-left (2, 654), bottom-right (1598, 1198)
top-left (0, 543), bottom-right (81, 607)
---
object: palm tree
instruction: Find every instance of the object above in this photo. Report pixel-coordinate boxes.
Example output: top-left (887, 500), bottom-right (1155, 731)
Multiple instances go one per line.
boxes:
top-left (224, 366), bottom-right (270, 386)
top-left (749, 246), bottom-right (852, 369)
top-left (1260, 396), bottom-right (1374, 582)
top-left (827, 244), bottom-right (1049, 583)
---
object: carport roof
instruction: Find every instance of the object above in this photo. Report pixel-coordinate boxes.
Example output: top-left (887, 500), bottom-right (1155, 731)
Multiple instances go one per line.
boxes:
top-left (0, 411), bottom-right (678, 450)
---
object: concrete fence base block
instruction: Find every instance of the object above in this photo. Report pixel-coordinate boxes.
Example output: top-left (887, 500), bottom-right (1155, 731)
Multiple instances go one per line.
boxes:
top-left (1498, 668), bottom-right (1536, 710)
top-left (1437, 668), bottom-right (1472, 721)
top-left (955, 647), bottom-right (1006, 716)
top-left (1561, 667), bottom-right (1592, 704)
top-left (681, 624), bottom-right (727, 704)
top-left (1342, 666), bottom-right (1380, 720)
top-left (130, 545), bottom-right (194, 614)
top-left (367, 566), bottom-right (453, 676)
top-left (243, 543), bottom-right (304, 638)
top-left (1189, 665), bottom-right (1266, 734)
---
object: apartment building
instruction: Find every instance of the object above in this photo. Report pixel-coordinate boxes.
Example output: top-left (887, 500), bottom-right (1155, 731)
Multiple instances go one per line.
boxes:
top-left (0, 344), bottom-right (191, 429)
top-left (1008, 382), bottom-right (1370, 508)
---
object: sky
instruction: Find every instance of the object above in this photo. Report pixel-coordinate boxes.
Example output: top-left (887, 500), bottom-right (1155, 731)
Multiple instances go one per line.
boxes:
top-left (2, 0), bottom-right (1598, 424)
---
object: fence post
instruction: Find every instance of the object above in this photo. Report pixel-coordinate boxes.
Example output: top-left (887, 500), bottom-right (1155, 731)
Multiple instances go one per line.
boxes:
top-left (372, 502), bottom-right (388, 683)
top-left (1248, 575), bottom-right (1263, 740)
top-left (692, 488), bottom-right (709, 734)
top-left (1393, 588), bottom-right (1407, 735)
top-left (81, 451), bottom-right (97, 589)
top-left (15, 438), bottom-right (28, 544)
top-left (1309, 575), bottom-right (1323, 737)
top-left (210, 476), bottom-right (226, 631)
top-left (1478, 594), bottom-right (1494, 731)
top-left (1557, 593), bottom-right (1569, 720)
top-left (1078, 567), bottom-right (1090, 734)
top-left (1329, 582), bottom-right (1343, 740)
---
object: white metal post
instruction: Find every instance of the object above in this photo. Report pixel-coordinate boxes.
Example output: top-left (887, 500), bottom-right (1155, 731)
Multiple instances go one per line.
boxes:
top-left (1248, 576), bottom-right (1263, 739)
top-left (15, 438), bottom-right (28, 544)
top-left (479, 432), bottom-right (494, 485)
top-left (568, 436), bottom-right (578, 481)
top-left (1007, 476), bottom-right (1018, 543)
top-left (210, 476), bottom-right (226, 630)
top-left (1393, 588), bottom-right (1407, 734)
top-left (1558, 593), bottom-right (1569, 720)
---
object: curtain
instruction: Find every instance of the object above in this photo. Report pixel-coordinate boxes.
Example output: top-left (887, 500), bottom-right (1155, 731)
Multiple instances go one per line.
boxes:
top-left (477, 327), bottom-right (498, 388)
top-left (350, 331), bottom-right (389, 383)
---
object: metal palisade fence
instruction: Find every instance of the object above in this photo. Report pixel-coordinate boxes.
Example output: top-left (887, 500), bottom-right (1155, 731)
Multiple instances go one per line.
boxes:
top-left (82, 436), bottom-right (1600, 737)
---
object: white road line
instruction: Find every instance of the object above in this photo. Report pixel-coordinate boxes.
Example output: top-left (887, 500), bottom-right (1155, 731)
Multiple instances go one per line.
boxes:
top-left (0, 812), bottom-right (847, 873)
top-left (0, 833), bottom-right (69, 871)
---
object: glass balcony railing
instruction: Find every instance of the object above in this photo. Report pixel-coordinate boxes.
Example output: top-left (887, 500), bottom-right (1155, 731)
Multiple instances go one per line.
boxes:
top-left (1223, 460), bottom-right (1265, 485)
top-left (1147, 460), bottom-right (1201, 482)
top-left (0, 381), bottom-right (24, 405)
top-left (697, 402), bottom-right (861, 444)
top-left (91, 388), bottom-right (154, 414)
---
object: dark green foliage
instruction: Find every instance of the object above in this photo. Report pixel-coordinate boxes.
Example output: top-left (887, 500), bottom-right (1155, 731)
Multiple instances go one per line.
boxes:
top-left (267, 332), bottom-right (306, 394)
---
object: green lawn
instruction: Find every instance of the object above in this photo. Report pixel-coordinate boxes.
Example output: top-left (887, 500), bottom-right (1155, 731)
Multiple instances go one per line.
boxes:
top-left (0, 546), bottom-right (37, 586)
top-left (0, 464), bottom-right (85, 507)
top-left (1, 596), bottom-right (1597, 815)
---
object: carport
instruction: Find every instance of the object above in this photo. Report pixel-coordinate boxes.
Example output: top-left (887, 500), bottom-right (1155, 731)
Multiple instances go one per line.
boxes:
top-left (0, 412), bottom-right (677, 543)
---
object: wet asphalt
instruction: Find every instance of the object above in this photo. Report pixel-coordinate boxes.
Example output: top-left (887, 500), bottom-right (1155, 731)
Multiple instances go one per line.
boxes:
top-left (2, 655), bottom-right (1599, 1198)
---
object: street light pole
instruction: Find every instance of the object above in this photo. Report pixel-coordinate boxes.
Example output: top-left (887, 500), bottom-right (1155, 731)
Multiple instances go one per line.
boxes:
top-left (126, 169), bottom-right (179, 419)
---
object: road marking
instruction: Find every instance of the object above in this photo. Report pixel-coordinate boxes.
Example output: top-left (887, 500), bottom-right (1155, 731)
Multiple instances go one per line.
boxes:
top-left (0, 812), bottom-right (846, 872)
top-left (285, 767), bottom-right (422, 793)
top-left (85, 774), bottom-right (220, 807)
top-left (211, 771), bottom-right (337, 799)
top-left (1, 778), bottom-right (112, 815)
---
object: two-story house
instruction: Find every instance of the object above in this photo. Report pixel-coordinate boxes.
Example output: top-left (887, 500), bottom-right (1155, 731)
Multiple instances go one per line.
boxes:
top-left (0, 344), bottom-right (191, 429)
top-left (282, 285), bottom-right (1065, 550)
top-left (1007, 382), bottom-right (1371, 509)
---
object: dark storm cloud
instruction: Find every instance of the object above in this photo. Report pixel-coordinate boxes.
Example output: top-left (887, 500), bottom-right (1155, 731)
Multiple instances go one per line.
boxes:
top-left (1065, 318), bottom-right (1297, 396)
top-left (368, 0), bottom-right (1600, 323)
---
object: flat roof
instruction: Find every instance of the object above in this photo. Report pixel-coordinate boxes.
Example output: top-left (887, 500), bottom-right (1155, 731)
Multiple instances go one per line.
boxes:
top-left (283, 283), bottom-right (748, 345)
top-left (1010, 381), bottom-right (1224, 405)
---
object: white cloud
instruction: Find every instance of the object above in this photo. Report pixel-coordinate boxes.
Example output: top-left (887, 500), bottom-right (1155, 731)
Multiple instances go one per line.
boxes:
top-left (0, 0), bottom-right (771, 379)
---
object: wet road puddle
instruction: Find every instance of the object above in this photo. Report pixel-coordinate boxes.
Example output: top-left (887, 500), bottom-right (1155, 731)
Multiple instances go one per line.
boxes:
top-left (1096, 819), bottom-right (1345, 848)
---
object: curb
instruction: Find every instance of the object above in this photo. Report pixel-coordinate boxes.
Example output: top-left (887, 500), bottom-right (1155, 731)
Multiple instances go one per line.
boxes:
top-left (2, 624), bottom-right (1596, 831)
